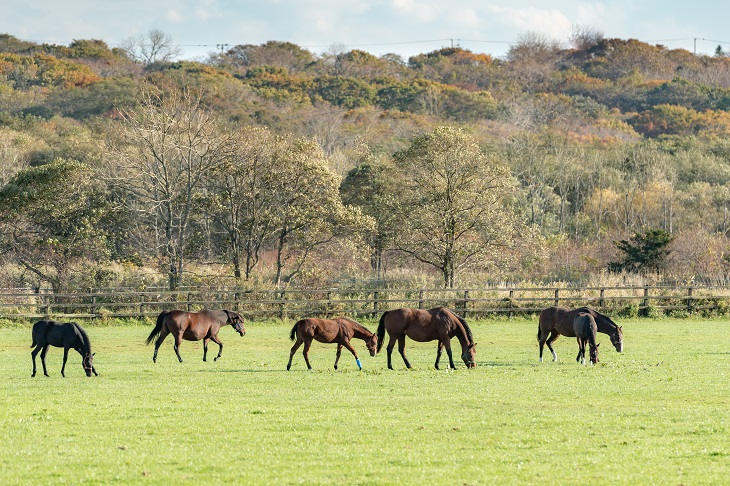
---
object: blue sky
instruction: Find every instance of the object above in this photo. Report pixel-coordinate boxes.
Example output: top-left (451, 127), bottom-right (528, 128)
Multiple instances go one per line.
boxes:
top-left (2, 0), bottom-right (728, 61)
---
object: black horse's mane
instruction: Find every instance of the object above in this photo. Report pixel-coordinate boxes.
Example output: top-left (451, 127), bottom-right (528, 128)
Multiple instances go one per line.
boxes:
top-left (72, 322), bottom-right (92, 353)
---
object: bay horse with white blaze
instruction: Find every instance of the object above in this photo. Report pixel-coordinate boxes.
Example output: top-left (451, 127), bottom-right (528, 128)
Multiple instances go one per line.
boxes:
top-left (376, 307), bottom-right (477, 370)
top-left (31, 320), bottom-right (97, 377)
top-left (146, 309), bottom-right (245, 362)
top-left (287, 317), bottom-right (377, 370)
top-left (573, 312), bottom-right (600, 365)
top-left (538, 306), bottom-right (622, 362)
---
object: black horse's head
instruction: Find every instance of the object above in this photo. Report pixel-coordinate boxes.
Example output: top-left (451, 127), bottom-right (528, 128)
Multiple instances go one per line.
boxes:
top-left (461, 342), bottom-right (477, 368)
top-left (225, 310), bottom-right (246, 336)
top-left (82, 353), bottom-right (96, 377)
top-left (610, 325), bottom-right (623, 352)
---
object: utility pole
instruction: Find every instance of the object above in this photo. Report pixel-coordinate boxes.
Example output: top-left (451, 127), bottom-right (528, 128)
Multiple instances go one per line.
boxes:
top-left (216, 43), bottom-right (229, 54)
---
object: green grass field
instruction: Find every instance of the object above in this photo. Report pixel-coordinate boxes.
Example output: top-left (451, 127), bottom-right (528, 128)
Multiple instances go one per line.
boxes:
top-left (1, 316), bottom-right (728, 485)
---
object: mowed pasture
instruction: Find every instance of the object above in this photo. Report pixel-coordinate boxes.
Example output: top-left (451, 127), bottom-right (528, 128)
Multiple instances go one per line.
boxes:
top-left (0, 316), bottom-right (728, 485)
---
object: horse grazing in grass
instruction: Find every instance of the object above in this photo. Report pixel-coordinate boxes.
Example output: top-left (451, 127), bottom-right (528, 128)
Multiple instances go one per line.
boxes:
top-left (146, 309), bottom-right (245, 363)
top-left (538, 306), bottom-right (622, 362)
top-left (573, 312), bottom-right (600, 365)
top-left (376, 307), bottom-right (476, 370)
top-left (287, 317), bottom-right (377, 370)
top-left (31, 320), bottom-right (97, 377)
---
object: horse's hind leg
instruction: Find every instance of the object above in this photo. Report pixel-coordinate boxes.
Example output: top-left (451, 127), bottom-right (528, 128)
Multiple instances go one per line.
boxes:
top-left (435, 342), bottom-right (444, 369)
top-left (386, 335), bottom-right (397, 370)
top-left (397, 336), bottom-right (412, 369)
top-left (31, 346), bottom-right (41, 377)
top-left (302, 339), bottom-right (313, 370)
top-left (40, 345), bottom-right (50, 377)
top-left (173, 333), bottom-right (183, 363)
top-left (202, 338), bottom-right (209, 362)
top-left (153, 328), bottom-right (170, 363)
top-left (61, 347), bottom-right (69, 377)
top-left (287, 337), bottom-right (303, 370)
top-left (546, 330), bottom-right (559, 362)
top-left (334, 344), bottom-right (342, 370)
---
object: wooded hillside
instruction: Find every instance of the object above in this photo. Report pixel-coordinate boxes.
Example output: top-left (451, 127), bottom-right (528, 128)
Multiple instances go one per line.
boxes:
top-left (1, 31), bottom-right (730, 291)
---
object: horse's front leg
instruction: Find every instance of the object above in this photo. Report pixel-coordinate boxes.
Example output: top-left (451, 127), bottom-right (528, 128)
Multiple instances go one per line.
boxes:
top-left (334, 344), bottom-right (343, 370)
top-left (397, 336), bottom-right (411, 369)
top-left (341, 340), bottom-right (362, 370)
top-left (287, 338), bottom-right (303, 370)
top-left (435, 342), bottom-right (444, 369)
top-left (61, 347), bottom-right (69, 377)
top-left (210, 335), bottom-right (224, 361)
top-left (442, 338), bottom-right (455, 369)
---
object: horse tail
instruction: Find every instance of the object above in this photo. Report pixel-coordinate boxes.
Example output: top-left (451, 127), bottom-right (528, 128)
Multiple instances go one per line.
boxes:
top-left (146, 311), bottom-right (168, 345)
top-left (376, 312), bottom-right (388, 353)
top-left (537, 323), bottom-right (541, 342)
top-left (289, 321), bottom-right (299, 341)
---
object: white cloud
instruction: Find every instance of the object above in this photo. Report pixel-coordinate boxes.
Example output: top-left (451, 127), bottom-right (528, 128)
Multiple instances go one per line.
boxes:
top-left (166, 9), bottom-right (185, 23)
top-left (391, 0), bottom-right (441, 22)
top-left (487, 6), bottom-right (571, 39)
top-left (450, 7), bottom-right (480, 27)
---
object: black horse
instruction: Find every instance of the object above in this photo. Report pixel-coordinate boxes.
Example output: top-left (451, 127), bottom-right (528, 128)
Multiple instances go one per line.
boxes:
top-left (31, 320), bottom-right (97, 377)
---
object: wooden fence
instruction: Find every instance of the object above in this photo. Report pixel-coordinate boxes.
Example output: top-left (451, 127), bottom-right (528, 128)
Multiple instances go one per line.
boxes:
top-left (0, 285), bottom-right (727, 321)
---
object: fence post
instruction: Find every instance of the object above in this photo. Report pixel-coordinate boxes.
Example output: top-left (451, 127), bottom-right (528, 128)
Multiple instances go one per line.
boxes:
top-left (187, 293), bottom-right (192, 312)
top-left (139, 303), bottom-right (145, 320)
top-left (418, 289), bottom-right (424, 309)
top-left (373, 291), bottom-right (379, 317)
top-left (279, 291), bottom-right (287, 320)
top-left (508, 289), bottom-right (514, 320)
top-left (599, 288), bottom-right (605, 308)
top-left (44, 294), bottom-right (50, 317)
top-left (687, 287), bottom-right (693, 313)
top-left (234, 292), bottom-right (240, 312)
top-left (463, 290), bottom-right (469, 319)
top-left (643, 286), bottom-right (649, 316)
top-left (327, 291), bottom-right (332, 317)
top-left (91, 294), bottom-right (97, 319)
top-left (554, 289), bottom-right (559, 306)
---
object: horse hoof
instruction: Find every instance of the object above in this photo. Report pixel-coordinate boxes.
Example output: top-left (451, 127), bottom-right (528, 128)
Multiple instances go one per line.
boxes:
top-left (214, 357), bottom-right (219, 362)
top-left (334, 365), bottom-right (338, 370)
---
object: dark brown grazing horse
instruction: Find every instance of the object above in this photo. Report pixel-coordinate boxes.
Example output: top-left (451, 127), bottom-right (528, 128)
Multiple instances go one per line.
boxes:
top-left (146, 309), bottom-right (245, 363)
top-left (538, 306), bottom-right (622, 362)
top-left (31, 320), bottom-right (97, 377)
top-left (376, 307), bottom-right (476, 370)
top-left (287, 317), bottom-right (377, 370)
top-left (573, 312), bottom-right (600, 365)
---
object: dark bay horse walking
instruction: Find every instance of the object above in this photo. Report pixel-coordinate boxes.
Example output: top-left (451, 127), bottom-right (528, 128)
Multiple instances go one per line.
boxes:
top-left (573, 312), bottom-right (600, 365)
top-left (31, 320), bottom-right (97, 377)
top-left (538, 306), bottom-right (622, 362)
top-left (376, 307), bottom-right (476, 370)
top-left (146, 309), bottom-right (245, 363)
top-left (287, 317), bottom-right (377, 370)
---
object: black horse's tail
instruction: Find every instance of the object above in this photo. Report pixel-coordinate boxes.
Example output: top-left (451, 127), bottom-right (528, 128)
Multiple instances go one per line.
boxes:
top-left (537, 323), bottom-right (541, 342)
top-left (146, 311), bottom-right (168, 345)
top-left (376, 312), bottom-right (388, 353)
top-left (289, 321), bottom-right (299, 341)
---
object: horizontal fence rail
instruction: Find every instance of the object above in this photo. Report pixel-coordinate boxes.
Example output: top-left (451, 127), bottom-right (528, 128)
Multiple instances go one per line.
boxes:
top-left (0, 285), bottom-right (727, 321)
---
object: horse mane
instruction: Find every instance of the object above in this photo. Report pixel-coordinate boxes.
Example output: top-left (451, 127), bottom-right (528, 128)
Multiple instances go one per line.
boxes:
top-left (341, 317), bottom-right (369, 333)
top-left (456, 316), bottom-right (474, 344)
top-left (580, 307), bottom-right (617, 329)
top-left (72, 322), bottom-right (92, 353)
